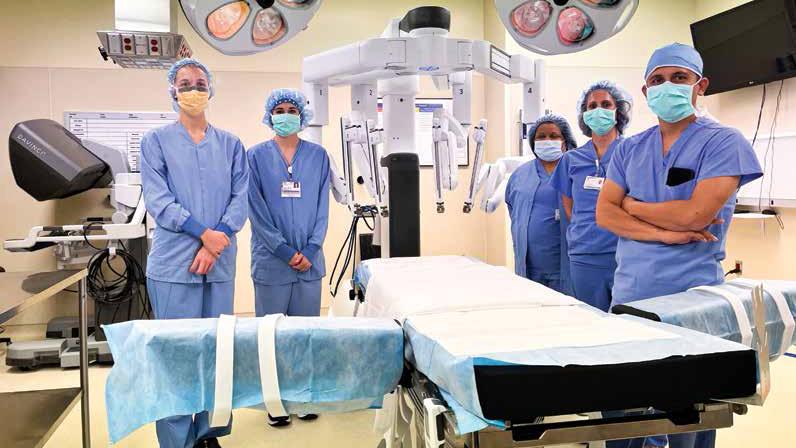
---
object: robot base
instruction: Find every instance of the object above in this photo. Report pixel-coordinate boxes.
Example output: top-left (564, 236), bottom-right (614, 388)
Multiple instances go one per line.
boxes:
top-left (45, 315), bottom-right (96, 339)
top-left (6, 334), bottom-right (112, 370)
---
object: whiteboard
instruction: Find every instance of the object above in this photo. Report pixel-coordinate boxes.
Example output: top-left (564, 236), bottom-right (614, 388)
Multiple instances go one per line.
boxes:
top-left (737, 133), bottom-right (796, 208)
top-left (377, 98), bottom-right (470, 167)
top-left (64, 111), bottom-right (177, 173)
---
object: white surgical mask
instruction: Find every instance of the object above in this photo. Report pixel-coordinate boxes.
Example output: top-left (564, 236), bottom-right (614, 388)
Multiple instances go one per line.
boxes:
top-left (534, 139), bottom-right (564, 162)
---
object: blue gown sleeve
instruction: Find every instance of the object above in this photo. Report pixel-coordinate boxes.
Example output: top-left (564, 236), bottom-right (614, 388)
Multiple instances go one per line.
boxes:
top-left (605, 140), bottom-right (629, 192)
top-left (697, 130), bottom-right (763, 187)
top-left (302, 152), bottom-right (331, 260)
top-left (140, 131), bottom-right (206, 238)
top-left (505, 171), bottom-right (517, 213)
top-left (550, 153), bottom-right (573, 198)
top-left (215, 138), bottom-right (250, 237)
top-left (557, 196), bottom-right (575, 297)
top-left (247, 151), bottom-right (297, 263)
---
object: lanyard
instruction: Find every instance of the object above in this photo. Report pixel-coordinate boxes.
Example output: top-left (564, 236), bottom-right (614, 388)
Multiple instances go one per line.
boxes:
top-left (593, 141), bottom-right (611, 176)
top-left (277, 141), bottom-right (300, 181)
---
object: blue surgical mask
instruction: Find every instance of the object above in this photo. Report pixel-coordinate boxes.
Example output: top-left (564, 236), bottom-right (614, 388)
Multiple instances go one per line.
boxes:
top-left (271, 113), bottom-right (301, 137)
top-left (583, 107), bottom-right (617, 136)
top-left (646, 81), bottom-right (698, 123)
top-left (534, 139), bottom-right (564, 162)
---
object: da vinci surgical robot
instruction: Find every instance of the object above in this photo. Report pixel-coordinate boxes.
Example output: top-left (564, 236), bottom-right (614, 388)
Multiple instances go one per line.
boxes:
top-left (301, 6), bottom-right (546, 257)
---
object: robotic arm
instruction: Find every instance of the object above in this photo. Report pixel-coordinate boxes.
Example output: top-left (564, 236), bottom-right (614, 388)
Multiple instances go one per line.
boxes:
top-left (463, 120), bottom-right (531, 215)
top-left (430, 108), bottom-right (467, 213)
top-left (339, 112), bottom-right (387, 215)
top-left (328, 157), bottom-right (352, 207)
top-left (463, 119), bottom-right (487, 213)
top-left (473, 156), bottom-right (532, 213)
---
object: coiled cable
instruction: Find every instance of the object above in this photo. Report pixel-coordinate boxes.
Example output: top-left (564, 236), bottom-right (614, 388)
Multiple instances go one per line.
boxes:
top-left (83, 223), bottom-right (151, 320)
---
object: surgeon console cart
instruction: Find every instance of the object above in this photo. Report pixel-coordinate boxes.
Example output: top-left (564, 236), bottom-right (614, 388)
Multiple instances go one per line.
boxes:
top-left (0, 269), bottom-right (92, 448)
top-left (4, 118), bottom-right (149, 369)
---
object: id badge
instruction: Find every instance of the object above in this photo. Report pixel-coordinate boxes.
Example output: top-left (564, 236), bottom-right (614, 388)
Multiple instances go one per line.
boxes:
top-left (584, 176), bottom-right (604, 191)
top-left (281, 181), bottom-right (301, 198)
top-left (555, 208), bottom-right (561, 222)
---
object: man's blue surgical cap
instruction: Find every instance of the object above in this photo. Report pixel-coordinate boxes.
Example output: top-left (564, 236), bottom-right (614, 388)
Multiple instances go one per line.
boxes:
top-left (644, 43), bottom-right (703, 81)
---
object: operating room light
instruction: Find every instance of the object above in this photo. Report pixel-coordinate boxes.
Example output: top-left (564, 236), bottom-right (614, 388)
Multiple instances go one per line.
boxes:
top-left (495, 0), bottom-right (638, 55)
top-left (206, 1), bottom-right (250, 40)
top-left (557, 6), bottom-right (594, 44)
top-left (180, 0), bottom-right (323, 56)
top-left (252, 7), bottom-right (286, 45)
top-left (510, 0), bottom-right (552, 37)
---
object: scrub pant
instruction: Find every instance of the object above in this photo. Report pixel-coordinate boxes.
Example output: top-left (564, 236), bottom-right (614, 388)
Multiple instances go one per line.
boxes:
top-left (607, 434), bottom-right (666, 448)
top-left (639, 428), bottom-right (715, 448)
top-left (254, 279), bottom-right (322, 317)
top-left (569, 253), bottom-right (617, 312)
top-left (147, 278), bottom-right (234, 448)
top-left (527, 269), bottom-right (562, 294)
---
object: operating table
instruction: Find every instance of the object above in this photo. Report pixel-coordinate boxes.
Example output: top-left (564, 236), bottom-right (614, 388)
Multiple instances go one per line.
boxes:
top-left (102, 256), bottom-right (792, 447)
top-left (353, 256), bottom-right (790, 448)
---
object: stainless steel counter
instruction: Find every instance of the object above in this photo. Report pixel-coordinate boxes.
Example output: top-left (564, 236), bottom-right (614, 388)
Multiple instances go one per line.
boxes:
top-left (0, 270), bottom-right (84, 324)
top-left (0, 270), bottom-right (90, 447)
top-left (1, 387), bottom-right (81, 448)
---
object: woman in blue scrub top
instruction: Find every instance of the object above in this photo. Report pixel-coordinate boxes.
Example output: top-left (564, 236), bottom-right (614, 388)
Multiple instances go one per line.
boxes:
top-left (506, 114), bottom-right (578, 293)
top-left (141, 58), bottom-right (249, 448)
top-left (247, 88), bottom-right (330, 426)
top-left (550, 81), bottom-right (632, 311)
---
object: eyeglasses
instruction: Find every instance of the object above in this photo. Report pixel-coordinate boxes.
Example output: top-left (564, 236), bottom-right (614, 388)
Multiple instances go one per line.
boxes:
top-left (174, 84), bottom-right (210, 93)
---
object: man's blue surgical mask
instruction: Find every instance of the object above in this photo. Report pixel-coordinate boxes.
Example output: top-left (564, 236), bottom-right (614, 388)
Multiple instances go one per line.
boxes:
top-left (534, 139), bottom-right (564, 162)
top-left (646, 81), bottom-right (699, 123)
top-left (583, 108), bottom-right (617, 136)
top-left (272, 113), bottom-right (301, 137)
